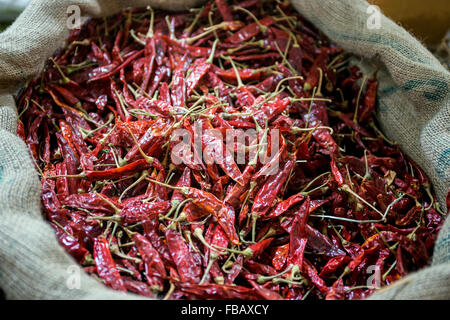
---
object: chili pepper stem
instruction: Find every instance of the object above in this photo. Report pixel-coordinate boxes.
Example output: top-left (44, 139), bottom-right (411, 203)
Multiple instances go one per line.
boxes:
top-left (150, 285), bottom-right (164, 294)
top-left (369, 121), bottom-right (395, 145)
top-left (300, 171), bottom-right (330, 194)
top-left (340, 184), bottom-right (383, 216)
top-left (214, 276), bottom-right (225, 285)
top-left (303, 82), bottom-right (312, 91)
top-left (301, 286), bottom-right (314, 300)
top-left (98, 124), bottom-right (117, 146)
top-left (166, 210), bottom-right (187, 223)
top-left (316, 68), bottom-right (324, 97)
top-left (17, 98), bottom-right (30, 119)
top-left (274, 76), bottom-right (304, 94)
top-left (193, 228), bottom-right (225, 254)
top-left (184, 21), bottom-right (231, 45)
top-left (382, 260), bottom-right (397, 281)
top-left (124, 123), bottom-right (155, 165)
top-left (272, 277), bottom-right (306, 287)
top-left (304, 86), bottom-right (318, 128)
top-left (160, 200), bottom-right (180, 220)
top-left (46, 172), bottom-right (87, 179)
top-left (227, 40), bottom-right (265, 54)
top-left (113, 89), bottom-right (130, 120)
top-left (146, 6), bottom-right (154, 38)
top-left (170, 198), bottom-right (193, 221)
top-left (434, 201), bottom-right (445, 216)
top-left (82, 254), bottom-right (95, 266)
top-left (310, 194), bottom-right (405, 224)
top-left (184, 230), bottom-right (201, 254)
top-left (86, 214), bottom-right (121, 223)
top-left (249, 120), bottom-right (268, 166)
top-left (163, 282), bottom-right (175, 300)
top-left (291, 125), bottom-right (334, 135)
top-left (330, 223), bottom-right (348, 246)
top-left (95, 191), bottom-right (122, 214)
top-left (49, 57), bottom-right (70, 84)
top-left (289, 264), bottom-right (302, 281)
top-left (165, 15), bottom-right (176, 40)
top-left (108, 222), bottom-right (119, 246)
top-left (31, 99), bottom-right (61, 132)
top-left (184, 6), bottom-right (202, 35)
top-left (130, 29), bottom-right (145, 46)
top-left (353, 75), bottom-right (368, 123)
top-left (275, 5), bottom-right (296, 29)
top-left (80, 113), bottom-right (115, 140)
top-left (146, 177), bottom-right (187, 193)
top-left (363, 149), bottom-right (371, 181)
top-left (206, 39), bottom-right (219, 65)
top-left (222, 55), bottom-right (244, 88)
top-left (118, 170), bottom-right (149, 203)
top-left (64, 61), bottom-right (97, 74)
top-left (52, 220), bottom-right (75, 239)
top-left (199, 251), bottom-right (219, 285)
top-left (277, 23), bottom-right (300, 47)
top-left (110, 245), bottom-right (141, 263)
top-left (221, 255), bottom-right (235, 274)
top-left (212, 244), bottom-right (253, 259)
top-left (423, 184), bottom-right (435, 211)
top-left (259, 227), bottom-right (277, 242)
top-left (129, 108), bottom-right (158, 118)
top-left (345, 285), bottom-right (379, 292)
top-left (251, 212), bottom-right (259, 243)
top-left (256, 265), bottom-right (293, 284)
top-left (273, 39), bottom-right (297, 75)
top-left (233, 6), bottom-right (267, 33)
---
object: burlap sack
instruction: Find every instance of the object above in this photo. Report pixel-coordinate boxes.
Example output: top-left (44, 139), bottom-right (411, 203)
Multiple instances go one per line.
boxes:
top-left (0, 0), bottom-right (448, 300)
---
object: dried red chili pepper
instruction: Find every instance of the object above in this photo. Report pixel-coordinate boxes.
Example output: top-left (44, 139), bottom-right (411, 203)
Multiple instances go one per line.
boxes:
top-left (133, 233), bottom-right (167, 292)
top-left (16, 1), bottom-right (443, 300)
top-left (93, 237), bottom-right (126, 292)
top-left (251, 159), bottom-right (295, 217)
top-left (165, 228), bottom-right (202, 284)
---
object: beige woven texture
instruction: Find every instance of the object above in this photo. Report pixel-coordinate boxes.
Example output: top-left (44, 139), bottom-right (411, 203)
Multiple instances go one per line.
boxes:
top-left (0, 0), bottom-right (449, 299)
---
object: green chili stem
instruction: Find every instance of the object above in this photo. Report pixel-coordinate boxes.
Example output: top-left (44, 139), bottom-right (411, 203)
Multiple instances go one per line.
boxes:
top-left (233, 6), bottom-right (267, 33)
top-left (193, 228), bottom-right (224, 254)
top-left (206, 39), bottom-right (219, 64)
top-left (118, 170), bottom-right (149, 203)
top-left (163, 282), bottom-right (175, 300)
top-left (80, 113), bottom-right (114, 139)
top-left (353, 75), bottom-right (368, 123)
top-left (310, 194), bottom-right (405, 224)
top-left (49, 57), bottom-right (70, 84)
top-left (199, 252), bottom-right (219, 285)
top-left (257, 265), bottom-right (294, 284)
top-left (146, 6), bottom-right (154, 37)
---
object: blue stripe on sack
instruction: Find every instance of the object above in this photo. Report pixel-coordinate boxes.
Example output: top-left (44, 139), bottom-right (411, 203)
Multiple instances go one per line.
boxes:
top-left (402, 79), bottom-right (449, 102)
top-left (378, 100), bottom-right (390, 113)
top-left (433, 229), bottom-right (450, 264)
top-left (365, 34), bottom-right (429, 65)
top-left (379, 86), bottom-right (397, 97)
top-left (377, 84), bottom-right (399, 113)
top-left (436, 148), bottom-right (450, 180)
top-left (313, 21), bottom-right (431, 65)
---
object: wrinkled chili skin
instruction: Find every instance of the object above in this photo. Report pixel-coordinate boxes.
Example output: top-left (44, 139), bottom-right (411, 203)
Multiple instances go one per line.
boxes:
top-left (16, 1), bottom-right (444, 301)
top-left (251, 159), bottom-right (295, 217)
top-left (93, 237), bottom-right (126, 292)
top-left (133, 233), bottom-right (167, 289)
top-left (165, 228), bottom-right (202, 284)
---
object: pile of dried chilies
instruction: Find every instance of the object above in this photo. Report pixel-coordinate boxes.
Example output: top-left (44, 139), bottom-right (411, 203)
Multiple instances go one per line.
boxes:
top-left (16, 0), bottom-right (447, 300)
